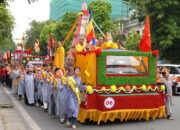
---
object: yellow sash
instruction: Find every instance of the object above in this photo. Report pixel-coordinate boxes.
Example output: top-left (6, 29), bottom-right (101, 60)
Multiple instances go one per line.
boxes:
top-left (68, 77), bottom-right (81, 104)
top-left (53, 78), bottom-right (59, 91)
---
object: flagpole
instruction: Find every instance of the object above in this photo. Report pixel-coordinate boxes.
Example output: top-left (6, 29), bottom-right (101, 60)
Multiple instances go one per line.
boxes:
top-left (92, 19), bottom-right (105, 37)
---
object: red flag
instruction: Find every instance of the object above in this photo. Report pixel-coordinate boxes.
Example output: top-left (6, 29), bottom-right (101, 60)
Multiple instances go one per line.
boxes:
top-left (139, 15), bottom-right (151, 52)
top-left (27, 47), bottom-right (32, 54)
top-left (52, 37), bottom-right (56, 47)
top-left (48, 33), bottom-right (52, 49)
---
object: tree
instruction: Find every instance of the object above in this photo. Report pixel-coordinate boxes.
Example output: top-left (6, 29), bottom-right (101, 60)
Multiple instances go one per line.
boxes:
top-left (161, 38), bottom-right (180, 64)
top-left (25, 20), bottom-right (46, 55)
top-left (130, 0), bottom-right (180, 63)
top-left (0, 3), bottom-right (14, 49)
top-left (125, 28), bottom-right (141, 51)
top-left (54, 11), bottom-right (77, 53)
top-left (39, 20), bottom-right (56, 56)
top-left (112, 18), bottom-right (126, 42)
top-left (88, 0), bottom-right (115, 37)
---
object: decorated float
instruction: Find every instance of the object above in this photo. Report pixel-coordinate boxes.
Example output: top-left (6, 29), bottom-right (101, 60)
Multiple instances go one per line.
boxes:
top-left (75, 49), bottom-right (165, 124)
top-left (54, 2), bottom-right (166, 124)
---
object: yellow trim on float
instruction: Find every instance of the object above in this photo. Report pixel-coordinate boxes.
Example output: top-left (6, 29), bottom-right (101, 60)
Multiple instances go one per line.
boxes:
top-left (77, 106), bottom-right (166, 125)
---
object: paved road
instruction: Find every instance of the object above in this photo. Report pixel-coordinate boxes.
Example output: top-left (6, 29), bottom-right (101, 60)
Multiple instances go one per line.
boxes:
top-left (1, 84), bottom-right (180, 130)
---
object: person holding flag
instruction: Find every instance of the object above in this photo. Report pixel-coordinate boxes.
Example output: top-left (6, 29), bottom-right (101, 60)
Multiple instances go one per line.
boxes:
top-left (10, 65), bottom-right (20, 96)
top-left (66, 67), bottom-right (86, 129)
top-left (56, 67), bottom-right (69, 123)
top-left (161, 67), bottom-right (174, 120)
top-left (18, 68), bottom-right (25, 100)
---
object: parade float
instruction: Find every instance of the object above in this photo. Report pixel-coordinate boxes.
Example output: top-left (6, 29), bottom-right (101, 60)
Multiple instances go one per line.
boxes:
top-left (55, 2), bottom-right (166, 124)
top-left (75, 49), bottom-right (165, 124)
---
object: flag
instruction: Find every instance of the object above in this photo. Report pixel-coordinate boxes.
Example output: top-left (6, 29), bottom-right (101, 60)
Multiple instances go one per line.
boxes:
top-left (34, 40), bottom-right (40, 53)
top-left (7, 51), bottom-right (10, 58)
top-left (22, 34), bottom-right (25, 50)
top-left (6, 65), bottom-right (13, 74)
top-left (3, 52), bottom-right (7, 59)
top-left (52, 37), bottom-right (56, 47)
top-left (10, 50), bottom-right (11, 58)
top-left (139, 15), bottom-right (151, 52)
top-left (86, 9), bottom-right (96, 46)
top-left (56, 69), bottom-right (65, 78)
top-left (47, 33), bottom-right (52, 56)
top-left (27, 47), bottom-right (32, 54)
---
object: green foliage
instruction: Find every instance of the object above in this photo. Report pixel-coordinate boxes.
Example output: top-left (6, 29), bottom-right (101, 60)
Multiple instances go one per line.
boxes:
top-left (112, 19), bottom-right (126, 42)
top-left (113, 18), bottom-right (124, 32)
top-left (25, 20), bottom-right (46, 55)
top-left (0, 3), bottom-right (14, 49)
top-left (125, 28), bottom-right (141, 51)
top-left (54, 11), bottom-right (77, 52)
top-left (0, 38), bottom-right (15, 54)
top-left (88, 0), bottom-right (115, 36)
top-left (161, 38), bottom-right (180, 64)
top-left (25, 12), bottom-right (77, 56)
top-left (39, 20), bottom-right (56, 56)
top-left (97, 51), bottom-right (156, 86)
top-left (130, 0), bottom-right (180, 63)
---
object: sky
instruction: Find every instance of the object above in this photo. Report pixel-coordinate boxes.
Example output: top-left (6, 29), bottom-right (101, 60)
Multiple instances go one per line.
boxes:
top-left (8, 0), bottom-right (50, 43)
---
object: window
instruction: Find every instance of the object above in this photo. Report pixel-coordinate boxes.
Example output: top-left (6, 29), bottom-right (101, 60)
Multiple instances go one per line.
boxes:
top-left (170, 67), bottom-right (180, 74)
top-left (106, 56), bottom-right (149, 76)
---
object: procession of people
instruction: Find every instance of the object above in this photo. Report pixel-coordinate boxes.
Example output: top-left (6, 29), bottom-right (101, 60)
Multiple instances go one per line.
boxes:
top-left (0, 62), bottom-right (87, 129)
top-left (0, 35), bottom-right (176, 129)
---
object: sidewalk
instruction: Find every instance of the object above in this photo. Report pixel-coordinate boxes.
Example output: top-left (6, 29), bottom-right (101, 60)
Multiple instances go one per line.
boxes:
top-left (0, 84), bottom-right (27, 130)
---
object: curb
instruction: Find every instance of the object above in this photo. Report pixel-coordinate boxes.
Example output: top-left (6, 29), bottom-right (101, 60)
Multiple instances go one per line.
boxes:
top-left (0, 115), bottom-right (5, 130)
top-left (0, 108), bottom-right (5, 130)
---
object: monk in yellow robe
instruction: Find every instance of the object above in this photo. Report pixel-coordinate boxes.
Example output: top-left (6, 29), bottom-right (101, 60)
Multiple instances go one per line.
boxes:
top-left (95, 37), bottom-right (103, 49)
top-left (75, 37), bottom-right (86, 52)
top-left (53, 41), bottom-right (65, 69)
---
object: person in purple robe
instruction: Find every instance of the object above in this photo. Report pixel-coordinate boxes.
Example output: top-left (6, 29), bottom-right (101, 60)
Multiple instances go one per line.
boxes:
top-left (56, 67), bottom-right (70, 123)
top-left (66, 67), bottom-right (86, 129)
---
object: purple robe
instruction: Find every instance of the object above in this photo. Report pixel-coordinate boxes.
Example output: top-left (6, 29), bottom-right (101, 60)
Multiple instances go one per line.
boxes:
top-left (67, 76), bottom-right (86, 118)
top-left (57, 77), bottom-right (69, 117)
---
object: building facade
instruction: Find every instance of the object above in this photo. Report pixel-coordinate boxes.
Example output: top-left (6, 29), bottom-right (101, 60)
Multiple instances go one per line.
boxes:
top-left (123, 19), bottom-right (144, 35)
top-left (50, 0), bottom-right (130, 21)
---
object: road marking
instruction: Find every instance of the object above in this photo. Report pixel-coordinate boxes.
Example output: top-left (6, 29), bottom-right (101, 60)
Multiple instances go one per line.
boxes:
top-left (2, 86), bottom-right (41, 130)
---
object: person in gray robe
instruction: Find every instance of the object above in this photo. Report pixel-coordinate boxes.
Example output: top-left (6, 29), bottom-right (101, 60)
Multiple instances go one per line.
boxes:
top-left (10, 66), bottom-right (20, 96)
top-left (66, 67), bottom-right (86, 129)
top-left (56, 67), bottom-right (70, 123)
top-left (41, 76), bottom-right (48, 110)
top-left (18, 70), bottom-right (25, 100)
top-left (161, 71), bottom-right (174, 120)
top-left (24, 67), bottom-right (34, 106)
top-left (42, 65), bottom-right (50, 111)
top-left (48, 66), bottom-right (58, 118)
top-left (34, 68), bottom-right (41, 106)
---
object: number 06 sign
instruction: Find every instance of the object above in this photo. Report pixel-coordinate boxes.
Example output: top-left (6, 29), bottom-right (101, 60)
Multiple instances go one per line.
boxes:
top-left (104, 97), bottom-right (115, 109)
